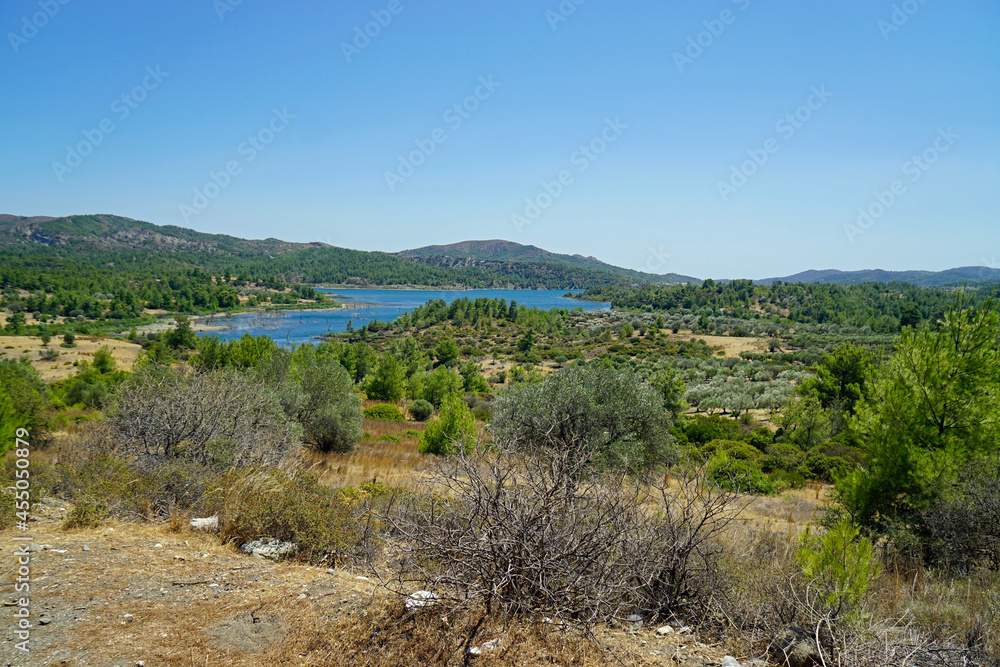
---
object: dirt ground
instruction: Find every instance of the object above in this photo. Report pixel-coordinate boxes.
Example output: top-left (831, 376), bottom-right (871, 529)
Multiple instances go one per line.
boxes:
top-left (0, 502), bottom-right (739, 667)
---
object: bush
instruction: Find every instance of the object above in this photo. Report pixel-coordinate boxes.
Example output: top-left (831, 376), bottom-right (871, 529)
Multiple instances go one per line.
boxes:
top-left (796, 519), bottom-right (880, 622)
top-left (797, 452), bottom-right (848, 482)
top-left (0, 361), bottom-right (51, 449)
top-left (706, 452), bottom-right (776, 495)
top-left (384, 448), bottom-right (747, 625)
top-left (700, 439), bottom-right (761, 462)
top-left (106, 366), bottom-right (301, 470)
top-left (760, 442), bottom-right (805, 473)
top-left (0, 491), bottom-right (15, 530)
top-left (363, 404), bottom-right (406, 422)
top-left (220, 469), bottom-right (362, 564)
top-left (408, 399), bottom-right (434, 422)
top-left (921, 464), bottom-right (1000, 572)
top-left (63, 499), bottom-right (109, 530)
top-left (419, 395), bottom-right (477, 456)
top-left (490, 364), bottom-right (674, 475)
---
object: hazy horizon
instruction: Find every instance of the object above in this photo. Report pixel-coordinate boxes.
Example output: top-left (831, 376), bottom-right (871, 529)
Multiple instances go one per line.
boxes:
top-left (1, 1), bottom-right (997, 278)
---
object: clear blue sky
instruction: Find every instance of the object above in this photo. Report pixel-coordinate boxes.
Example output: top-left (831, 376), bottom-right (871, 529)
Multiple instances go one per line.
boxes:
top-left (1, 0), bottom-right (997, 279)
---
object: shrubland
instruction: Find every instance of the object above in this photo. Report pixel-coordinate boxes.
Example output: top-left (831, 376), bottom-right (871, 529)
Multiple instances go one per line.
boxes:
top-left (2, 288), bottom-right (1000, 664)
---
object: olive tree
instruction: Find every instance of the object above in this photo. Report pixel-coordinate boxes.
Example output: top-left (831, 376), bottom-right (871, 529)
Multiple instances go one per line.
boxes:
top-left (489, 363), bottom-right (675, 476)
top-left (107, 366), bottom-right (301, 470)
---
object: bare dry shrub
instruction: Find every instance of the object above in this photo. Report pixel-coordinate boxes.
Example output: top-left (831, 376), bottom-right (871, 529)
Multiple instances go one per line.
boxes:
top-left (379, 443), bottom-right (748, 630)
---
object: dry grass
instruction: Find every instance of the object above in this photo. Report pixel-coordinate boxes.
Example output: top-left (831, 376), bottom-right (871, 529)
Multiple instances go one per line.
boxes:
top-left (0, 334), bottom-right (143, 381)
top-left (660, 330), bottom-right (769, 358)
top-left (296, 418), bottom-right (429, 489)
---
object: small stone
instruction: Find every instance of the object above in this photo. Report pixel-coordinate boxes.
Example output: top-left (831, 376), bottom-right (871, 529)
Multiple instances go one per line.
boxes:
top-left (655, 625), bottom-right (674, 636)
top-left (82, 545), bottom-right (91, 551)
top-left (38, 615), bottom-right (52, 625)
top-left (355, 575), bottom-right (369, 581)
top-left (326, 568), bottom-right (337, 575)
top-left (154, 543), bottom-right (163, 548)
top-left (625, 614), bottom-right (643, 631)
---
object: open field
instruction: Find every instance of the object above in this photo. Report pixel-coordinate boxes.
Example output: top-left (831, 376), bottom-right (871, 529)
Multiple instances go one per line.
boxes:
top-left (0, 334), bottom-right (142, 382)
top-left (663, 330), bottom-right (769, 358)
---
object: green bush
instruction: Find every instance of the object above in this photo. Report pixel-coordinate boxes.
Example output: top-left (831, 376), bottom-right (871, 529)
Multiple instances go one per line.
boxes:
top-left (63, 499), bottom-right (109, 530)
top-left (408, 399), bottom-right (434, 422)
top-left (220, 469), bottom-right (361, 564)
top-left (679, 414), bottom-right (743, 445)
top-left (700, 439), bottom-right (761, 462)
top-left (0, 491), bottom-right (14, 531)
top-left (797, 451), bottom-right (848, 482)
top-left (771, 469), bottom-right (807, 491)
top-left (760, 442), bottom-right (805, 473)
top-left (706, 452), bottom-right (776, 495)
top-left (796, 519), bottom-right (880, 622)
top-left (419, 395), bottom-right (477, 456)
top-left (363, 404), bottom-right (406, 422)
top-left (399, 429), bottom-right (422, 439)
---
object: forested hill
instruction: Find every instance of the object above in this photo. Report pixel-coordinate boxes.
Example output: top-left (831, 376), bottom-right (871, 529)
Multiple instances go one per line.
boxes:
top-left (0, 214), bottom-right (672, 290)
top-left (397, 240), bottom-right (700, 285)
top-left (758, 267), bottom-right (1000, 287)
top-left (0, 213), bottom-right (324, 257)
top-left (579, 280), bottom-right (1000, 333)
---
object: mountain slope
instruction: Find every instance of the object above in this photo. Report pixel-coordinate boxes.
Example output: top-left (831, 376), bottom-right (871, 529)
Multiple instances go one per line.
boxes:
top-left (398, 240), bottom-right (700, 285)
top-left (758, 267), bottom-right (1000, 287)
top-left (0, 213), bottom-right (324, 256)
top-left (0, 215), bottom-right (672, 290)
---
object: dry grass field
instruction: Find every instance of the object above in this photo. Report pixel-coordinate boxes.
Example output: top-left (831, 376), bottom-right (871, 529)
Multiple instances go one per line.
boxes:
top-left (0, 334), bottom-right (143, 382)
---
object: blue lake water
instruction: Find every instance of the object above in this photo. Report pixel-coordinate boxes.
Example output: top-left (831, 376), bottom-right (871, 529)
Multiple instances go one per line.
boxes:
top-left (199, 288), bottom-right (610, 347)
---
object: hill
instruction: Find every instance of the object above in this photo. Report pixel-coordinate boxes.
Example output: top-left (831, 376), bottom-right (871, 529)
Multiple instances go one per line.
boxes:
top-left (758, 266), bottom-right (1000, 287)
top-left (0, 213), bottom-right (324, 257)
top-left (0, 214), bottom-right (673, 290)
top-left (398, 239), bottom-right (700, 285)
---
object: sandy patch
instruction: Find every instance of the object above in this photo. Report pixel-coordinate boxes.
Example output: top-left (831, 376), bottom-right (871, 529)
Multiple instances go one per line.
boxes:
top-left (133, 316), bottom-right (229, 335)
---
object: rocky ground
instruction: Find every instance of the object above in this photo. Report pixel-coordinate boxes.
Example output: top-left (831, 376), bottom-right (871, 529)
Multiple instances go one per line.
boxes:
top-left (1, 500), bottom-right (748, 667)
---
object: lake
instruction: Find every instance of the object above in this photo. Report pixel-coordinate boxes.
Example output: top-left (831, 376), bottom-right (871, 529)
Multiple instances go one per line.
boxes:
top-left (199, 288), bottom-right (610, 347)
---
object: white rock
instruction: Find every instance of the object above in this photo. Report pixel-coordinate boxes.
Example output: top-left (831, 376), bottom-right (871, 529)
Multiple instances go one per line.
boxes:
top-left (405, 590), bottom-right (438, 610)
top-left (655, 625), bottom-right (674, 636)
top-left (241, 537), bottom-right (299, 560)
top-left (190, 515), bottom-right (219, 531)
top-left (467, 638), bottom-right (501, 656)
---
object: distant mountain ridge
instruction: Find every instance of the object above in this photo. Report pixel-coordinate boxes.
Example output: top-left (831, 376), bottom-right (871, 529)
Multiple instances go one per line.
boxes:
top-left (2, 214), bottom-right (997, 289)
top-left (398, 239), bottom-right (699, 285)
top-left (758, 267), bottom-right (1000, 288)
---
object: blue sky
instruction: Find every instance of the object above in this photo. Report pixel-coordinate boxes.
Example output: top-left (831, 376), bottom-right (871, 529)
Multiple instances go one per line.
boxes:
top-left (1, 0), bottom-right (997, 279)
